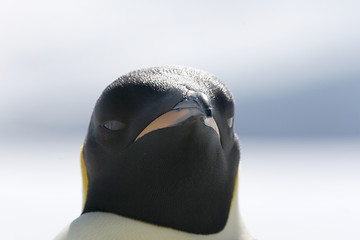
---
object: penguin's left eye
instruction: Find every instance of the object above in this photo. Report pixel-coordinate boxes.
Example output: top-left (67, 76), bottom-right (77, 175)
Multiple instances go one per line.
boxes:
top-left (227, 116), bottom-right (234, 128)
top-left (103, 120), bottom-right (125, 131)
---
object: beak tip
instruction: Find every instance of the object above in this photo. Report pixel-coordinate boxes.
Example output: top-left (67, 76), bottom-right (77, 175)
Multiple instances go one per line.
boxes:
top-left (204, 117), bottom-right (220, 139)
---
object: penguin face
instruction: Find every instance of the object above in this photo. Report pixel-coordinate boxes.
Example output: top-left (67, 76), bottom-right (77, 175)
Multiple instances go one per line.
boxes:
top-left (82, 66), bottom-right (240, 234)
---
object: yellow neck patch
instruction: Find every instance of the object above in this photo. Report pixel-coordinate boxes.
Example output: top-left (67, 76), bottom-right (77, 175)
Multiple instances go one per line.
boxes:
top-left (231, 167), bottom-right (239, 205)
top-left (80, 145), bottom-right (88, 208)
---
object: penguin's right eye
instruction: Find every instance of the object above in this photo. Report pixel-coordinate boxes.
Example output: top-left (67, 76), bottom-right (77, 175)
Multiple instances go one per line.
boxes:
top-left (103, 120), bottom-right (125, 131)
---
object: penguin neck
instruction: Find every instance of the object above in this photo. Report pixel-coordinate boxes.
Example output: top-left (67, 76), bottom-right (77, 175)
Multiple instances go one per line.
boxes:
top-left (58, 190), bottom-right (253, 240)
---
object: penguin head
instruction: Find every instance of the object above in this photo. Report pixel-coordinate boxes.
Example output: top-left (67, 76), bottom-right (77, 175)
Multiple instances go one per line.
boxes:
top-left (81, 66), bottom-right (240, 234)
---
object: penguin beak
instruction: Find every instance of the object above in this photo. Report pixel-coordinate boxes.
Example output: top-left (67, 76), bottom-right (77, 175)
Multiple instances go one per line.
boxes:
top-left (135, 92), bottom-right (220, 141)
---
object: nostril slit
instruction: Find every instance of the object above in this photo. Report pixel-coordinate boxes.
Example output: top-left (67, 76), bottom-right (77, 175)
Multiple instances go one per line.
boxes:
top-left (205, 108), bottom-right (213, 117)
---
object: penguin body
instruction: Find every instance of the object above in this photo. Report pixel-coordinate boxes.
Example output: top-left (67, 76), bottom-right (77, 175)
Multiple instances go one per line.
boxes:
top-left (55, 66), bottom-right (253, 240)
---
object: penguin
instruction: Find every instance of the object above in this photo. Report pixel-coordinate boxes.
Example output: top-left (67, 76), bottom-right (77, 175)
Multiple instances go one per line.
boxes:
top-left (54, 66), bottom-right (254, 240)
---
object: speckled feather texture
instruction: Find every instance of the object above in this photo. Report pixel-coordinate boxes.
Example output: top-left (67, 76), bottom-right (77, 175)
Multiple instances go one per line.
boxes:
top-left (104, 66), bottom-right (233, 105)
top-left (54, 191), bottom-right (254, 240)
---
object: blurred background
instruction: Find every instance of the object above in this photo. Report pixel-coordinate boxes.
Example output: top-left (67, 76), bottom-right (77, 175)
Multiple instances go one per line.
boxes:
top-left (1, 0), bottom-right (359, 239)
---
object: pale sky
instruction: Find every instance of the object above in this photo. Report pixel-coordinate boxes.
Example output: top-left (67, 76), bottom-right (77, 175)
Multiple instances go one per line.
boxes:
top-left (1, 0), bottom-right (359, 136)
